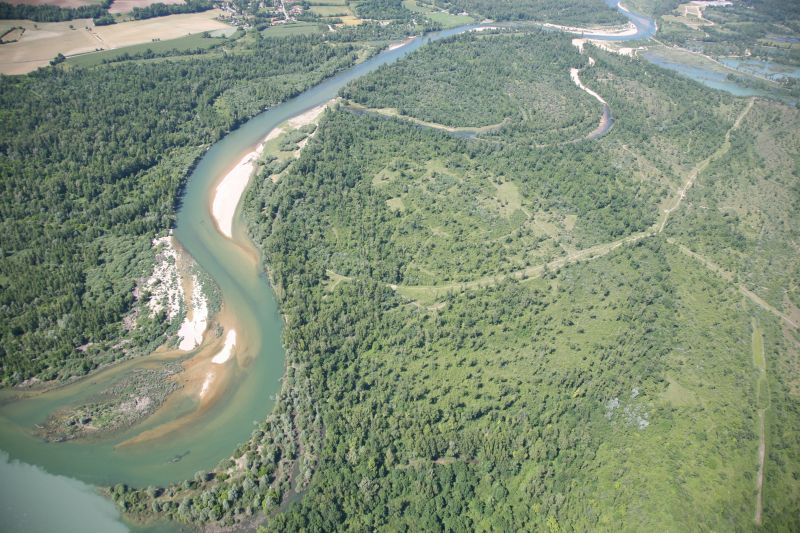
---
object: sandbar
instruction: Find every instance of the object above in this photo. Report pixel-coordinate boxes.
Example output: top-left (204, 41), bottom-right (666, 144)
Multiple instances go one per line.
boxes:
top-left (177, 274), bottom-right (208, 351)
top-left (543, 21), bottom-right (638, 37)
top-left (211, 147), bottom-right (263, 239)
top-left (211, 330), bottom-right (236, 364)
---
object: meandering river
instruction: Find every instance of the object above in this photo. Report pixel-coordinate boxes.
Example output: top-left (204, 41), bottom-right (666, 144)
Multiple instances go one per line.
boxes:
top-left (0, 2), bottom-right (779, 530)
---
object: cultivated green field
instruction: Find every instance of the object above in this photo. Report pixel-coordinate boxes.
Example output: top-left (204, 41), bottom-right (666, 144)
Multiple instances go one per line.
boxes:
top-left (262, 21), bottom-right (325, 38)
top-left (66, 33), bottom-right (227, 68)
top-left (310, 4), bottom-right (353, 16)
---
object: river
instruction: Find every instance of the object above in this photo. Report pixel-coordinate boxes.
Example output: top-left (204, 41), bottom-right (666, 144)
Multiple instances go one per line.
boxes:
top-left (0, 21), bottom-right (483, 533)
top-left (0, 2), bottom-right (780, 531)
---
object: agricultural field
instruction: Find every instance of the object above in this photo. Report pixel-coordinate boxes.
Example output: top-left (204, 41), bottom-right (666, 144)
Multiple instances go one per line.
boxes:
top-left (262, 21), bottom-right (324, 38)
top-left (65, 31), bottom-right (227, 67)
top-left (309, 4), bottom-right (353, 17)
top-left (0, 9), bottom-right (231, 74)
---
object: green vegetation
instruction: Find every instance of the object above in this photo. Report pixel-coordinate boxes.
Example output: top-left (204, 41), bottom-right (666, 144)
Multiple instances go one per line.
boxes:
top-left (402, 0), bottom-right (474, 28)
top-left (656, 0), bottom-right (800, 67)
top-left (114, 29), bottom-right (799, 531)
top-left (38, 363), bottom-right (182, 442)
top-left (2, 2), bottom-right (799, 531)
top-left (354, 0), bottom-right (413, 21)
top-left (66, 33), bottom-right (228, 68)
top-left (262, 21), bottom-right (326, 38)
top-left (0, 34), bottom-right (367, 385)
top-left (342, 32), bottom-right (594, 133)
top-left (1, 0), bottom-right (212, 25)
top-left (431, 0), bottom-right (627, 25)
top-left (664, 98), bottom-right (800, 311)
top-left (0, 0), bottom-right (110, 22)
top-left (129, 0), bottom-right (214, 20)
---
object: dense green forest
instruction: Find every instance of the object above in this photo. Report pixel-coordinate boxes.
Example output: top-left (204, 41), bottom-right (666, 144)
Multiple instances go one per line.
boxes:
top-left (0, 0), bottom-right (110, 22)
top-left (341, 32), bottom-right (596, 135)
top-left (0, 34), bottom-right (368, 385)
top-left (112, 31), bottom-right (800, 531)
top-left (130, 0), bottom-right (214, 20)
top-left (431, 0), bottom-right (627, 25)
top-left (354, 0), bottom-right (413, 21)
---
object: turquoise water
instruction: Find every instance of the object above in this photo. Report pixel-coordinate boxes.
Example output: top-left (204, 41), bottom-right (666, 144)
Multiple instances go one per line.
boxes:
top-left (643, 52), bottom-right (775, 97)
top-left (0, 451), bottom-right (126, 533)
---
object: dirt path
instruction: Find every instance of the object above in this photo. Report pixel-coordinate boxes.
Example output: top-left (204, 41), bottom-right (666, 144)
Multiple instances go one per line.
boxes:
top-left (668, 240), bottom-right (798, 330)
top-left (342, 100), bottom-right (509, 134)
top-left (755, 409), bottom-right (766, 525)
top-left (658, 97), bottom-right (754, 233)
top-left (388, 98), bottom-right (755, 302)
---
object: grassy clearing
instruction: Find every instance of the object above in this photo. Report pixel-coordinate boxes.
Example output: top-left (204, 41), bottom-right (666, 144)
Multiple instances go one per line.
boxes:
top-left (310, 4), bottom-right (353, 16)
top-left (753, 318), bottom-right (766, 371)
top-left (262, 22), bottom-right (324, 38)
top-left (494, 181), bottom-right (522, 217)
top-left (385, 197), bottom-right (405, 212)
top-left (662, 376), bottom-right (699, 407)
top-left (402, 0), bottom-right (474, 28)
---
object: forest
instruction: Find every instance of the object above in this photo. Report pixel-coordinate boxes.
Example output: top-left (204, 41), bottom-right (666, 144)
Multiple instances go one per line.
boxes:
top-left (0, 33), bottom-right (369, 385)
top-left (0, 0), bottom-right (110, 22)
top-left (113, 31), bottom-right (800, 531)
top-left (430, 0), bottom-right (626, 25)
top-left (341, 32), bottom-right (593, 132)
top-left (354, 0), bottom-right (413, 21)
top-left (129, 0), bottom-right (214, 20)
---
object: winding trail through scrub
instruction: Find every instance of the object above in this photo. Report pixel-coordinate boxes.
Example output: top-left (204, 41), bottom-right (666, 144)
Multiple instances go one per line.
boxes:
top-left (751, 319), bottom-right (770, 525)
top-left (658, 97), bottom-right (754, 233)
top-left (668, 240), bottom-right (799, 330)
top-left (342, 100), bottom-right (510, 135)
top-left (379, 98), bottom-right (757, 302)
